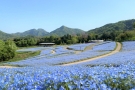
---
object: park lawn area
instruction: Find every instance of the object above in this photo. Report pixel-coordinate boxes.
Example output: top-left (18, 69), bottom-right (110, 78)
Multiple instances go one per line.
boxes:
top-left (17, 46), bottom-right (38, 50)
top-left (0, 51), bottom-right (40, 65)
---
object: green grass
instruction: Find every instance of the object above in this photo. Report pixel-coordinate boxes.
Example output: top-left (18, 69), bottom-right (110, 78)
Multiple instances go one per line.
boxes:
top-left (17, 46), bottom-right (38, 50)
top-left (0, 51), bottom-right (40, 65)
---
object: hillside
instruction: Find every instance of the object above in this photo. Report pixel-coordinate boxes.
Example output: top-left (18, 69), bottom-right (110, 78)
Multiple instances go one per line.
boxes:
top-left (48, 26), bottom-right (85, 36)
top-left (12, 29), bottom-right (49, 37)
top-left (12, 26), bottom-right (85, 37)
top-left (1, 19), bottom-right (135, 39)
top-left (0, 30), bottom-right (13, 40)
top-left (88, 19), bottom-right (135, 34)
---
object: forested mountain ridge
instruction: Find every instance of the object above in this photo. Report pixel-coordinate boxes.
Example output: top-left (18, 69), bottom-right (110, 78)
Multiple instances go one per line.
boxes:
top-left (48, 26), bottom-right (86, 36)
top-left (0, 19), bottom-right (135, 40)
top-left (12, 29), bottom-right (49, 37)
top-left (12, 26), bottom-right (85, 37)
top-left (88, 19), bottom-right (135, 34)
top-left (0, 30), bottom-right (13, 39)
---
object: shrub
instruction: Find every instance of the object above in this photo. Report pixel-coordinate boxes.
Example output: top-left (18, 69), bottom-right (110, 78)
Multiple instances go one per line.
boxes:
top-left (0, 40), bottom-right (17, 61)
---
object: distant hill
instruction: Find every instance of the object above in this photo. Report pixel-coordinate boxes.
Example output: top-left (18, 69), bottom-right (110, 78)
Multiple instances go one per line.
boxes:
top-left (1, 19), bottom-right (135, 39)
top-left (12, 28), bottom-right (49, 37)
top-left (0, 26), bottom-right (85, 39)
top-left (12, 26), bottom-right (85, 37)
top-left (0, 30), bottom-right (13, 40)
top-left (88, 19), bottom-right (135, 34)
top-left (48, 26), bottom-right (85, 36)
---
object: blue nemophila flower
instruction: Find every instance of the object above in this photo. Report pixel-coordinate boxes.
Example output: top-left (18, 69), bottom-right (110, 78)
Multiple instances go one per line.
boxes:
top-left (59, 86), bottom-right (65, 90)
top-left (0, 41), bottom-right (135, 89)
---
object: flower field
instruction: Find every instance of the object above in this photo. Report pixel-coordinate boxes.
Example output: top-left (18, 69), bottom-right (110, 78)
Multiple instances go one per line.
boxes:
top-left (67, 43), bottom-right (93, 51)
top-left (1, 41), bottom-right (135, 89)
top-left (79, 41), bottom-right (135, 66)
top-left (10, 41), bottom-right (116, 66)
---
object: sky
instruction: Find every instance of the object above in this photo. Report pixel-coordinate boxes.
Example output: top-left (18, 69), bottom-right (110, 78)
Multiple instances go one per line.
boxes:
top-left (0, 0), bottom-right (135, 33)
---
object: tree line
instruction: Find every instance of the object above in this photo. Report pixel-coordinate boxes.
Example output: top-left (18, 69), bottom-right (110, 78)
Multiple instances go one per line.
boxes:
top-left (13, 30), bottom-right (135, 47)
top-left (13, 33), bottom-right (99, 47)
top-left (9, 23), bottom-right (135, 47)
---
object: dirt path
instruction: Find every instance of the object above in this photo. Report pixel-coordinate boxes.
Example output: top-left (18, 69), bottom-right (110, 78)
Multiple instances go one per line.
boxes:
top-left (83, 43), bottom-right (99, 51)
top-left (51, 50), bottom-right (55, 54)
top-left (60, 42), bottom-right (121, 66)
top-left (64, 43), bottom-right (98, 54)
top-left (0, 66), bottom-right (16, 68)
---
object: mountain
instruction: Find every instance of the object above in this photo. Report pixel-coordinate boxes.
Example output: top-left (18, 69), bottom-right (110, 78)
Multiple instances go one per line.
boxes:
top-left (48, 26), bottom-right (85, 36)
top-left (1, 26), bottom-right (85, 39)
top-left (88, 19), bottom-right (135, 34)
top-left (12, 28), bottom-right (49, 37)
top-left (1, 19), bottom-right (135, 39)
top-left (0, 30), bottom-right (13, 40)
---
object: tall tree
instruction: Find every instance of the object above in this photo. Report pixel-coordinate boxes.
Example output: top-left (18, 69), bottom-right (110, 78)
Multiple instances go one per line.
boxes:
top-left (133, 22), bottom-right (135, 28)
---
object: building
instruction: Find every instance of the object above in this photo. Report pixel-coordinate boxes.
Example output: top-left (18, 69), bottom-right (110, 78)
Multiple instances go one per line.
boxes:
top-left (89, 40), bottom-right (104, 43)
top-left (39, 43), bottom-right (55, 47)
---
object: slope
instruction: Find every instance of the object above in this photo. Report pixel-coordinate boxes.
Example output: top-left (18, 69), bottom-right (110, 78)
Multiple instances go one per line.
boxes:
top-left (88, 19), bottom-right (135, 34)
top-left (12, 28), bottom-right (49, 37)
top-left (48, 26), bottom-right (85, 36)
top-left (0, 30), bottom-right (13, 40)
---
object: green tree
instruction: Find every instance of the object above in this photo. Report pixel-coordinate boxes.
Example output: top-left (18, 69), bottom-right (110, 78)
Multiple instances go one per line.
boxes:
top-left (5, 40), bottom-right (17, 50)
top-left (110, 32), bottom-right (116, 41)
top-left (133, 22), bottom-right (135, 28)
top-left (87, 35), bottom-right (91, 42)
top-left (0, 40), bottom-right (5, 61)
top-left (71, 37), bottom-right (78, 44)
top-left (0, 40), bottom-right (17, 61)
top-left (101, 33), bottom-right (110, 41)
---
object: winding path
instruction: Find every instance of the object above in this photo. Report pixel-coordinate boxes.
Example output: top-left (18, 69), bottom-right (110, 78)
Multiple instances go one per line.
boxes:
top-left (60, 42), bottom-right (122, 66)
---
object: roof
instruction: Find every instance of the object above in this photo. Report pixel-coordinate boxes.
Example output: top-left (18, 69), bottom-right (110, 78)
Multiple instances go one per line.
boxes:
top-left (39, 43), bottom-right (55, 45)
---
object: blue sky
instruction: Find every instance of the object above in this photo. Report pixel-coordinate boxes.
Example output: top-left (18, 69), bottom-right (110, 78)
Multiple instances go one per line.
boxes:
top-left (0, 0), bottom-right (135, 33)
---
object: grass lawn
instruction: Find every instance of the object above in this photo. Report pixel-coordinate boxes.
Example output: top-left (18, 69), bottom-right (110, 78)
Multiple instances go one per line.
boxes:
top-left (0, 51), bottom-right (40, 66)
top-left (17, 46), bottom-right (38, 50)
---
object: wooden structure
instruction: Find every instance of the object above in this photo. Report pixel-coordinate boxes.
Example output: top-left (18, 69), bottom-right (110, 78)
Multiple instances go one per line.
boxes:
top-left (39, 43), bottom-right (55, 47)
top-left (89, 40), bottom-right (104, 43)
